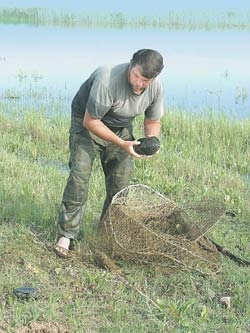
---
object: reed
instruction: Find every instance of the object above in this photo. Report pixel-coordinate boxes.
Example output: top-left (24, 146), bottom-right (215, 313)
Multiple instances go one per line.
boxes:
top-left (1, 7), bottom-right (250, 30)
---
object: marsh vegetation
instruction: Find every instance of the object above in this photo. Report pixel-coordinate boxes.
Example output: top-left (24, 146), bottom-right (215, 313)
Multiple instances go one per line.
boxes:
top-left (0, 89), bottom-right (250, 332)
top-left (1, 7), bottom-right (250, 30)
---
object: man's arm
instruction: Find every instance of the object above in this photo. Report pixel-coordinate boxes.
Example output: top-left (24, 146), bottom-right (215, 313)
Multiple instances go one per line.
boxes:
top-left (144, 118), bottom-right (161, 138)
top-left (83, 111), bottom-right (142, 157)
top-left (83, 111), bottom-right (123, 146)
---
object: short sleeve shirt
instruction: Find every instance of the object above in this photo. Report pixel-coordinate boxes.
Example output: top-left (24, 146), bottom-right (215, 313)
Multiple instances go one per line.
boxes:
top-left (71, 63), bottom-right (164, 129)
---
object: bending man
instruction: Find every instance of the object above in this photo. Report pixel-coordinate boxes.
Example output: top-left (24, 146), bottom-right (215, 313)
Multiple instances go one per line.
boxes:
top-left (55, 49), bottom-right (164, 257)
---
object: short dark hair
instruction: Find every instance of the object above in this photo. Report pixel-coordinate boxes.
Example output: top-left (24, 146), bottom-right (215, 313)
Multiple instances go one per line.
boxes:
top-left (130, 49), bottom-right (164, 79)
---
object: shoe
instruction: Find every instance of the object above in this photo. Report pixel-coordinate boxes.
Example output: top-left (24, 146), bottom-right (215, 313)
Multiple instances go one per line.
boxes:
top-left (54, 237), bottom-right (70, 258)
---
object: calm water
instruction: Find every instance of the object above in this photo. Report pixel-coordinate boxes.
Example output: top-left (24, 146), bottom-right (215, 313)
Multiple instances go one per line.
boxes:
top-left (1, 23), bottom-right (250, 118)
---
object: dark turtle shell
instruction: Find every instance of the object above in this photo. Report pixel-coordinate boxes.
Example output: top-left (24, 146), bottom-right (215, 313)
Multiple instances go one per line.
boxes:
top-left (134, 136), bottom-right (160, 155)
top-left (13, 287), bottom-right (38, 299)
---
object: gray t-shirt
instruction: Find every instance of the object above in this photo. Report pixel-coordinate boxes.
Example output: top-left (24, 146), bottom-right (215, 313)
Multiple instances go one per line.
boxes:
top-left (71, 63), bottom-right (164, 129)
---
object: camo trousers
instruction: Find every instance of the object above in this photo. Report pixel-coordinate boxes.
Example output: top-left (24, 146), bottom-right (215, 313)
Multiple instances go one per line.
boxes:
top-left (57, 121), bottom-right (134, 239)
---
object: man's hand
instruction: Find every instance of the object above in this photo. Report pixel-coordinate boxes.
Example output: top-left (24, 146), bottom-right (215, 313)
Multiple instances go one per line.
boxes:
top-left (120, 140), bottom-right (147, 158)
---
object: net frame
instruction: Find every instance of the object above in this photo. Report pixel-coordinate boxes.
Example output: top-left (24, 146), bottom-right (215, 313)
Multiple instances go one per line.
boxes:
top-left (101, 184), bottom-right (225, 275)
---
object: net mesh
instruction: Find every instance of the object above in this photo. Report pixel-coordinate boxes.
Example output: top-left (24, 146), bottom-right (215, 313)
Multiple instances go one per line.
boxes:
top-left (99, 184), bottom-right (226, 275)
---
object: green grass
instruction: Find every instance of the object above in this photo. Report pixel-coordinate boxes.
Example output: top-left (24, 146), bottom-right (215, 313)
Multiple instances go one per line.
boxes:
top-left (1, 7), bottom-right (250, 30)
top-left (0, 92), bottom-right (250, 332)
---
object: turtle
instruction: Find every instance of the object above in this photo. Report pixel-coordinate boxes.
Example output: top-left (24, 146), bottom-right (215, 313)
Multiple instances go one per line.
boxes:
top-left (134, 136), bottom-right (160, 155)
top-left (13, 287), bottom-right (38, 300)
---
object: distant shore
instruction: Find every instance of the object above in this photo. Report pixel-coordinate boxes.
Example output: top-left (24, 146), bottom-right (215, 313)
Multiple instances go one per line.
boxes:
top-left (1, 7), bottom-right (250, 30)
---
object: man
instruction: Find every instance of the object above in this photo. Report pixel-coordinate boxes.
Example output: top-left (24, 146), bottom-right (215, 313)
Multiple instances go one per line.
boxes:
top-left (54, 49), bottom-right (164, 257)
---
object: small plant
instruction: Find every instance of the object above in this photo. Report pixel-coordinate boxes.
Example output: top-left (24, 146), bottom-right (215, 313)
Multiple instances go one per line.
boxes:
top-left (168, 299), bottom-right (196, 323)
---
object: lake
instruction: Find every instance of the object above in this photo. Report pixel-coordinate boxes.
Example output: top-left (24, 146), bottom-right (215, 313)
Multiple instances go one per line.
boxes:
top-left (1, 22), bottom-right (250, 119)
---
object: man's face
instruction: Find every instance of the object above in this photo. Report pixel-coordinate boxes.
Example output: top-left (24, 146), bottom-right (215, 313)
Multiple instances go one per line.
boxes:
top-left (128, 64), bottom-right (153, 95)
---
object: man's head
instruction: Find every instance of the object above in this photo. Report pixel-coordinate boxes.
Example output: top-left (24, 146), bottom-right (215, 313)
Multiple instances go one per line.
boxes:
top-left (130, 49), bottom-right (164, 79)
top-left (128, 49), bottom-right (164, 95)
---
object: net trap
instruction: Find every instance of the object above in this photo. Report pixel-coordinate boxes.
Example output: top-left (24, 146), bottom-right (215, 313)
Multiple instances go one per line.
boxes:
top-left (99, 184), bottom-right (227, 275)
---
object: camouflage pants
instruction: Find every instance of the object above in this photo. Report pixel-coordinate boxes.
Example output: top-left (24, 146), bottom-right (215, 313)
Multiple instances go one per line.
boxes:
top-left (57, 121), bottom-right (134, 239)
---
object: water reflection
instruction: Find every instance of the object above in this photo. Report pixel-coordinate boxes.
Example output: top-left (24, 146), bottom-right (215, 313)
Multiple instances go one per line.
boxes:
top-left (1, 24), bottom-right (250, 118)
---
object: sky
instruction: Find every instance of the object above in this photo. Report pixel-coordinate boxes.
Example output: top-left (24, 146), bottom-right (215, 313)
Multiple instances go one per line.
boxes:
top-left (1, 0), bottom-right (250, 16)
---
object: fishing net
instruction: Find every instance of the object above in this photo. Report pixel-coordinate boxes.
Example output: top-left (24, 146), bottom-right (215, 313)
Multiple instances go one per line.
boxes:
top-left (99, 184), bottom-right (226, 275)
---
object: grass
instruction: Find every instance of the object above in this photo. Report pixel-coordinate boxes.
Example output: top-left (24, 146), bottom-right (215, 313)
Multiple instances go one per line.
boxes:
top-left (1, 7), bottom-right (250, 30)
top-left (0, 90), bottom-right (250, 332)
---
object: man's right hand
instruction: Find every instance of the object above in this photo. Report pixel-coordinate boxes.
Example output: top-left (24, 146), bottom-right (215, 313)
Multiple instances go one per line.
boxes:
top-left (120, 140), bottom-right (146, 158)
